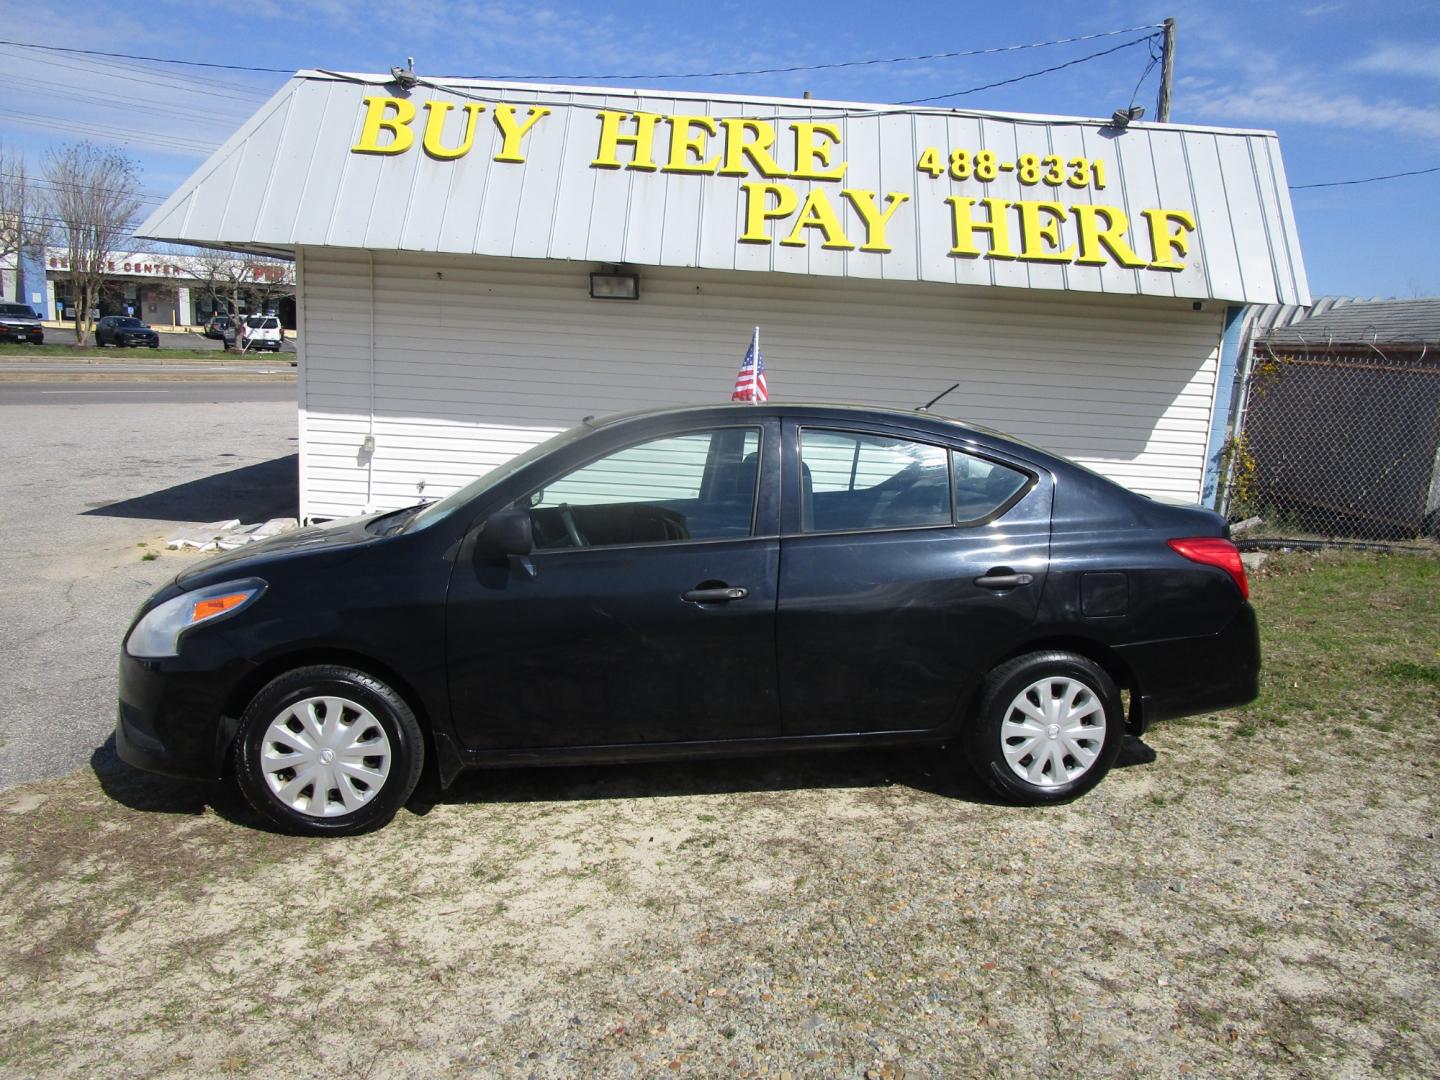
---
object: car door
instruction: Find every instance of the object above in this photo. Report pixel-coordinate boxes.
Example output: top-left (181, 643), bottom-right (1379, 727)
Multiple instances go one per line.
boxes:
top-left (776, 417), bottom-right (1052, 737)
top-left (446, 418), bottom-right (783, 751)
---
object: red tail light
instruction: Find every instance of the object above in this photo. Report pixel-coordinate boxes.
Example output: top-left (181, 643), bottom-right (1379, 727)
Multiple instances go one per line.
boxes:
top-left (1167, 537), bottom-right (1249, 599)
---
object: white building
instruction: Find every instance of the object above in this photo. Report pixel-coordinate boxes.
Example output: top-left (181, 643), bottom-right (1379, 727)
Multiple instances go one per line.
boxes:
top-left (40, 248), bottom-right (294, 327)
top-left (138, 72), bottom-right (1308, 522)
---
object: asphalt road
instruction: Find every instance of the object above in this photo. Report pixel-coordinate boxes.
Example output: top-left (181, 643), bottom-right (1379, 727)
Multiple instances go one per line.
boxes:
top-left (0, 381), bottom-right (297, 404)
top-left (0, 396), bottom-right (298, 790)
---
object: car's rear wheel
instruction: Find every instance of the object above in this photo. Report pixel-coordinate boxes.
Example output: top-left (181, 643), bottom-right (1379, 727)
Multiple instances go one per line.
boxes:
top-left (233, 665), bottom-right (424, 836)
top-left (965, 651), bottom-right (1123, 804)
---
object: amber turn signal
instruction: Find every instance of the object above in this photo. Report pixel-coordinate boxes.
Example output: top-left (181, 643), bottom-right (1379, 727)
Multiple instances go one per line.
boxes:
top-left (191, 593), bottom-right (251, 623)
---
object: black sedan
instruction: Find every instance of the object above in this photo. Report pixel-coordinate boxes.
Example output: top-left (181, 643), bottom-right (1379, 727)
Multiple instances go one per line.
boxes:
top-left (116, 404), bottom-right (1259, 835)
top-left (95, 316), bottom-right (160, 348)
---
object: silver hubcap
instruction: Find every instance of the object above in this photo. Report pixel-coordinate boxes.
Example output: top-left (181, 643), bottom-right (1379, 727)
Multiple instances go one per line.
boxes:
top-left (260, 696), bottom-right (392, 818)
top-left (1001, 676), bottom-right (1106, 787)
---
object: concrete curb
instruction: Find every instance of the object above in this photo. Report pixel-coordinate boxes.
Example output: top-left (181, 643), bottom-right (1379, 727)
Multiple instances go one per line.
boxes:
top-left (0, 372), bottom-right (296, 383)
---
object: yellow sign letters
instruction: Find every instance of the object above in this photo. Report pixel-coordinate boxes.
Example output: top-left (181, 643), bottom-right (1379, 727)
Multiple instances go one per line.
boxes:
top-left (349, 96), bottom-right (1199, 272)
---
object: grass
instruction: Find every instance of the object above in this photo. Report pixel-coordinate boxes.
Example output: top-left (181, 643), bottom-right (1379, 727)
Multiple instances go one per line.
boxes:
top-left (0, 548), bottom-right (1436, 1077)
top-left (1241, 550), bottom-right (1440, 738)
top-left (0, 342), bottom-right (237, 360)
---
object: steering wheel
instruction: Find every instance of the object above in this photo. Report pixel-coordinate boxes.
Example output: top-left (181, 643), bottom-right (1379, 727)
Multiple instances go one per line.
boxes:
top-left (558, 503), bottom-right (588, 547)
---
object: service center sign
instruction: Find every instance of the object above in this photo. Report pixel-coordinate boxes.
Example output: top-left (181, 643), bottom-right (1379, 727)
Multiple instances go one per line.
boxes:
top-left (350, 95), bottom-right (1197, 275)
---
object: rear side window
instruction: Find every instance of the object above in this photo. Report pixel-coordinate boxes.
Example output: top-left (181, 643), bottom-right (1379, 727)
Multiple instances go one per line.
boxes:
top-left (521, 427), bottom-right (761, 549)
top-left (800, 430), bottom-right (951, 532)
top-left (953, 451), bottom-right (1030, 522)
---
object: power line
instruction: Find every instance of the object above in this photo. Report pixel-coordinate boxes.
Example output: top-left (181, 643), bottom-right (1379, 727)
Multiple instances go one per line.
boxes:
top-left (2, 112), bottom-right (219, 155)
top-left (1290, 165), bottom-right (1440, 190)
top-left (898, 34), bottom-right (1158, 104)
top-left (0, 172), bottom-right (167, 204)
top-left (420, 35), bottom-right (1164, 126)
top-left (0, 46), bottom-right (274, 104)
top-left (0, 36), bottom-right (293, 73)
top-left (17, 72), bottom-right (256, 119)
top-left (470, 24), bottom-right (1165, 82)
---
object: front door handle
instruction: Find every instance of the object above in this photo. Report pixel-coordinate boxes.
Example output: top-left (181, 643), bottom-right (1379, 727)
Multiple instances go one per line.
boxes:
top-left (682, 586), bottom-right (749, 603)
top-left (974, 571), bottom-right (1034, 590)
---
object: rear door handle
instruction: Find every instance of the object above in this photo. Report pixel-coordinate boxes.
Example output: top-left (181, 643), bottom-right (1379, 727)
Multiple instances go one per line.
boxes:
top-left (682, 586), bottom-right (749, 603)
top-left (974, 572), bottom-right (1034, 590)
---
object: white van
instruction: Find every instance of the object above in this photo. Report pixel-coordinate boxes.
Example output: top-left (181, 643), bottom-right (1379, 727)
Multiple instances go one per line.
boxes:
top-left (240, 315), bottom-right (284, 352)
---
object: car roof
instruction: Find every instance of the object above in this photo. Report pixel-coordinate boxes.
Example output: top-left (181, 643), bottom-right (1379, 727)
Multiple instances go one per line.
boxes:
top-left (588, 402), bottom-right (1026, 446)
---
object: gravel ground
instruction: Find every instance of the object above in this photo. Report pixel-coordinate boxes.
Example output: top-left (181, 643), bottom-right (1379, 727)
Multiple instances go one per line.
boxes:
top-left (0, 552), bottom-right (1436, 1078)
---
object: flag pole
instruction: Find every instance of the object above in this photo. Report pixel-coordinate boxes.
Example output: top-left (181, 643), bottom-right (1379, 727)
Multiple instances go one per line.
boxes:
top-left (753, 325), bottom-right (760, 404)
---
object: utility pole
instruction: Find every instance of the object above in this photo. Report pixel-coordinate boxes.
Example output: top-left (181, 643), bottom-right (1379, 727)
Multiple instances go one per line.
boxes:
top-left (1157, 17), bottom-right (1176, 122)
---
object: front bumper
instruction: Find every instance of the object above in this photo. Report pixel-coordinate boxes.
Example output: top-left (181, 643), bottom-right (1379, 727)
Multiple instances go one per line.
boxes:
top-left (1116, 604), bottom-right (1262, 731)
top-left (113, 335), bottom-right (159, 347)
top-left (0, 327), bottom-right (42, 343)
top-left (116, 647), bottom-right (256, 780)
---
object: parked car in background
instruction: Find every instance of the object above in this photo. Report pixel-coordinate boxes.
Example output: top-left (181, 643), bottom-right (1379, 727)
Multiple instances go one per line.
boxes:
top-left (240, 314), bottom-right (283, 351)
top-left (0, 302), bottom-right (44, 344)
top-left (95, 316), bottom-right (159, 348)
top-left (116, 403), bottom-right (1260, 836)
top-left (203, 315), bottom-right (233, 340)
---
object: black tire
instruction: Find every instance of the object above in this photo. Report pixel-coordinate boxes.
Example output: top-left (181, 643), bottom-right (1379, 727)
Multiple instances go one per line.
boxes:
top-left (965, 650), bottom-right (1123, 805)
top-left (233, 665), bottom-right (424, 836)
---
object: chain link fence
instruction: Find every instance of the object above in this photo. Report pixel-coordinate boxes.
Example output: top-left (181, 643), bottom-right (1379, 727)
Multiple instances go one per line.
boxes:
top-left (1222, 346), bottom-right (1440, 541)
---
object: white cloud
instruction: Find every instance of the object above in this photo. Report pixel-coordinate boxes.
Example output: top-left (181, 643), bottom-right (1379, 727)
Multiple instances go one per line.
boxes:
top-left (1181, 75), bottom-right (1440, 143)
top-left (1352, 42), bottom-right (1440, 81)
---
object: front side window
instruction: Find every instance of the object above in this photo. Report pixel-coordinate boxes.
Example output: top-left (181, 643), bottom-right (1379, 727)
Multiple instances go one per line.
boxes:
top-left (521, 427), bottom-right (761, 549)
top-left (801, 430), bottom-right (951, 532)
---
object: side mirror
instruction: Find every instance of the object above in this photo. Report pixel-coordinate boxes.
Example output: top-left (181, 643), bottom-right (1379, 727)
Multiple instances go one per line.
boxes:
top-left (475, 507), bottom-right (534, 558)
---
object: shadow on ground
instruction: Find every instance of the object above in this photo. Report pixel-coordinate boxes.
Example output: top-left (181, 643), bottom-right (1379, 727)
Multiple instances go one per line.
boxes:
top-left (95, 733), bottom-right (1158, 831)
top-left (81, 453), bottom-right (298, 523)
top-left (90, 734), bottom-right (261, 826)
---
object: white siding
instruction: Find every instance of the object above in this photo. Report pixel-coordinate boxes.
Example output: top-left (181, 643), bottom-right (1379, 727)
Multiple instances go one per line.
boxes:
top-left (298, 249), bottom-right (1223, 520)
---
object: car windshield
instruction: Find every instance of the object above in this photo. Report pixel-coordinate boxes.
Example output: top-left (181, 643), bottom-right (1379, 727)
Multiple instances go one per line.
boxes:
top-left (408, 422), bottom-right (594, 531)
top-left (0, 303), bottom-right (36, 317)
top-left (115, 318), bottom-right (145, 328)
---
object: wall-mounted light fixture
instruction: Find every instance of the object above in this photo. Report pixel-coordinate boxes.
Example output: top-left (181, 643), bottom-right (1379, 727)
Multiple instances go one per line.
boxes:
top-left (1109, 105), bottom-right (1145, 130)
top-left (590, 268), bottom-right (640, 301)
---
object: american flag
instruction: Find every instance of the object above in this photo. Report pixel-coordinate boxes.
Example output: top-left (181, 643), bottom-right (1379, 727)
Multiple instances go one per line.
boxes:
top-left (731, 327), bottom-right (768, 402)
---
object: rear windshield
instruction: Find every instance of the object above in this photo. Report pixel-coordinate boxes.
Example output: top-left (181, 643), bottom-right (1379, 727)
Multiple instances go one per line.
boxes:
top-left (0, 303), bottom-right (36, 317)
top-left (245, 316), bottom-right (279, 329)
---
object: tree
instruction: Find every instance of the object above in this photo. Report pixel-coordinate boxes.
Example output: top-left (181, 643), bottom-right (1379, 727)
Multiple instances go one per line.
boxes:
top-left (0, 140), bottom-right (52, 305)
top-left (42, 143), bottom-right (141, 344)
top-left (188, 249), bottom-right (295, 349)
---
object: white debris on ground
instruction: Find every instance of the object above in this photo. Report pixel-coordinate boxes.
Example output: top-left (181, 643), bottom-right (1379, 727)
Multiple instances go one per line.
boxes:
top-left (166, 517), bottom-right (298, 551)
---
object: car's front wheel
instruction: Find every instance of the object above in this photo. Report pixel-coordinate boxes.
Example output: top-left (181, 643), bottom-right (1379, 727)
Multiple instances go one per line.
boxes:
top-left (965, 651), bottom-right (1123, 804)
top-left (233, 665), bottom-right (424, 836)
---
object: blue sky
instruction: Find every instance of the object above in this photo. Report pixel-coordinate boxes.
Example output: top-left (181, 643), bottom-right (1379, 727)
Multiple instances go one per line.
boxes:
top-left (3, 0), bottom-right (1437, 298)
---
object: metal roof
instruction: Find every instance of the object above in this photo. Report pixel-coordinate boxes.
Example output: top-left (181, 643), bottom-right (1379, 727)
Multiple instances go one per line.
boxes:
top-left (138, 70), bottom-right (1310, 305)
top-left (1262, 297), bottom-right (1440, 346)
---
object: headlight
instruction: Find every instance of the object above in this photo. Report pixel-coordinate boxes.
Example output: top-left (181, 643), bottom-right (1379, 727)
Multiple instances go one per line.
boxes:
top-left (125, 578), bottom-right (266, 658)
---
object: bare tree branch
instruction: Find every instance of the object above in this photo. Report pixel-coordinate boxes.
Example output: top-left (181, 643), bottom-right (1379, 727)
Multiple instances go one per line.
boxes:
top-left (42, 142), bottom-right (142, 344)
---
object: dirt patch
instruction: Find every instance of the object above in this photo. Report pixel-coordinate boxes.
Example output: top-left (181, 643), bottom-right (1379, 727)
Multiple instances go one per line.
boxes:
top-left (0, 551), bottom-right (1436, 1077)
